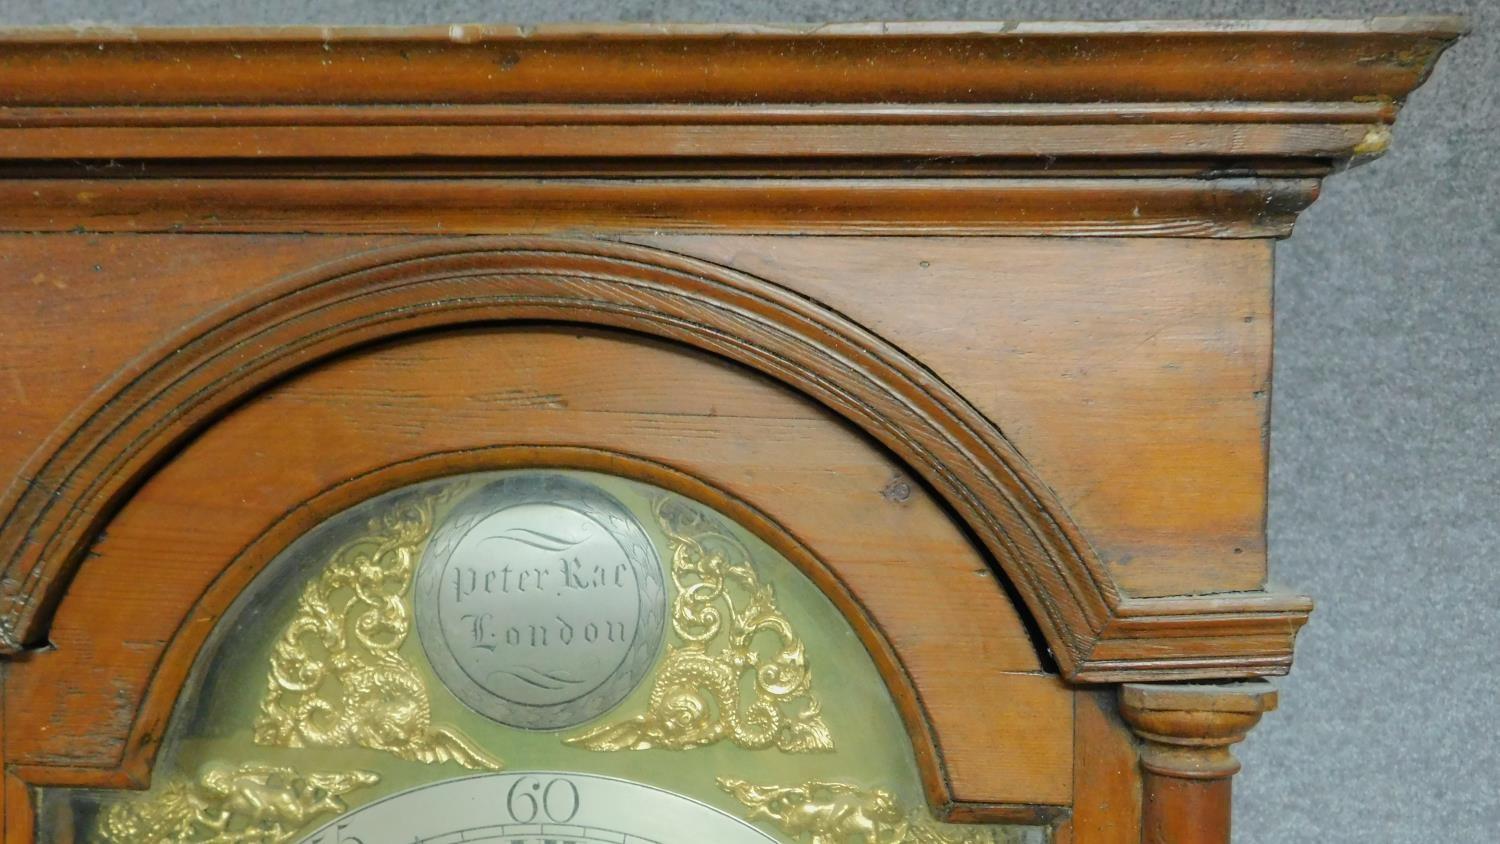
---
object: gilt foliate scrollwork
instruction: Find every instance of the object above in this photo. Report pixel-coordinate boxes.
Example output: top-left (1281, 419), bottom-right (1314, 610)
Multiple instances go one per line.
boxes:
top-left (719, 778), bottom-right (1024, 844)
top-left (98, 762), bottom-right (378, 844)
top-left (253, 489), bottom-right (500, 770)
top-left (566, 494), bottom-right (833, 753)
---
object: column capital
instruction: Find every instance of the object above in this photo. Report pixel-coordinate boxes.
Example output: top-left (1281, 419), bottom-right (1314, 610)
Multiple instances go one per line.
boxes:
top-left (1120, 682), bottom-right (1278, 780)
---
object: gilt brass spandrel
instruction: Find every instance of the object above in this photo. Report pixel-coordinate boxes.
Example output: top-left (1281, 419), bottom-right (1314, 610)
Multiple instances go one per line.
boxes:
top-left (97, 763), bottom-right (378, 844)
top-left (566, 493), bottom-right (833, 753)
top-left (719, 779), bottom-right (1038, 844)
top-left (253, 487), bottom-right (500, 770)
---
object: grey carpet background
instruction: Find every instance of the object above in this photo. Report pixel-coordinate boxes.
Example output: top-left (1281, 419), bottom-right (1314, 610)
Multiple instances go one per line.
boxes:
top-left (1, 1), bottom-right (1493, 841)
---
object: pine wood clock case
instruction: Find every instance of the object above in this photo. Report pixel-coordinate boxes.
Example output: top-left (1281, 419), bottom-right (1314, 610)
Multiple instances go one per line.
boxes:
top-left (0, 19), bottom-right (1463, 844)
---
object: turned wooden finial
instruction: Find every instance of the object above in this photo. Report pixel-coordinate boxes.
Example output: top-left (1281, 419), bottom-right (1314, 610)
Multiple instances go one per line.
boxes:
top-left (1120, 682), bottom-right (1279, 844)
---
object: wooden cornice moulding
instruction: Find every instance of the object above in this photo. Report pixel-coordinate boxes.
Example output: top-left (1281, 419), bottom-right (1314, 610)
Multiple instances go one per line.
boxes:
top-left (0, 237), bottom-right (1310, 682)
top-left (0, 177), bottom-right (1323, 237)
top-left (0, 19), bottom-right (1464, 236)
top-left (0, 20), bottom-right (1463, 106)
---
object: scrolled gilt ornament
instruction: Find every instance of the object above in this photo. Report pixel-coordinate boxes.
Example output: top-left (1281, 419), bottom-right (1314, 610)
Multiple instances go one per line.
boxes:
top-left (253, 489), bottom-right (500, 770)
top-left (98, 762), bottom-right (378, 844)
top-left (567, 495), bottom-right (833, 753)
top-left (718, 778), bottom-right (1021, 844)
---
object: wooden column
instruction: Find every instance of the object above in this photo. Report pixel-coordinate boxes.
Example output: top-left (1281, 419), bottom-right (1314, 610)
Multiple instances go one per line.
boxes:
top-left (1119, 682), bottom-right (1278, 844)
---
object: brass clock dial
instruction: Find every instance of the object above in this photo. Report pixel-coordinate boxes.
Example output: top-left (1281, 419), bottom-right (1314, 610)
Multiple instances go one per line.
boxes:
top-left (296, 772), bottom-right (776, 844)
top-left (40, 470), bottom-right (1041, 844)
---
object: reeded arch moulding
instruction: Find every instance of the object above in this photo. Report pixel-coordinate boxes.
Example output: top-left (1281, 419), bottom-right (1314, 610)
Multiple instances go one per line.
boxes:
top-left (0, 237), bottom-right (1311, 682)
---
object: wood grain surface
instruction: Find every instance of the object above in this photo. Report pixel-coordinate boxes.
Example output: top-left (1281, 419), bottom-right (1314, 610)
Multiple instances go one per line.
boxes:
top-left (0, 236), bottom-right (1311, 683)
top-left (634, 235), bottom-right (1277, 598)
